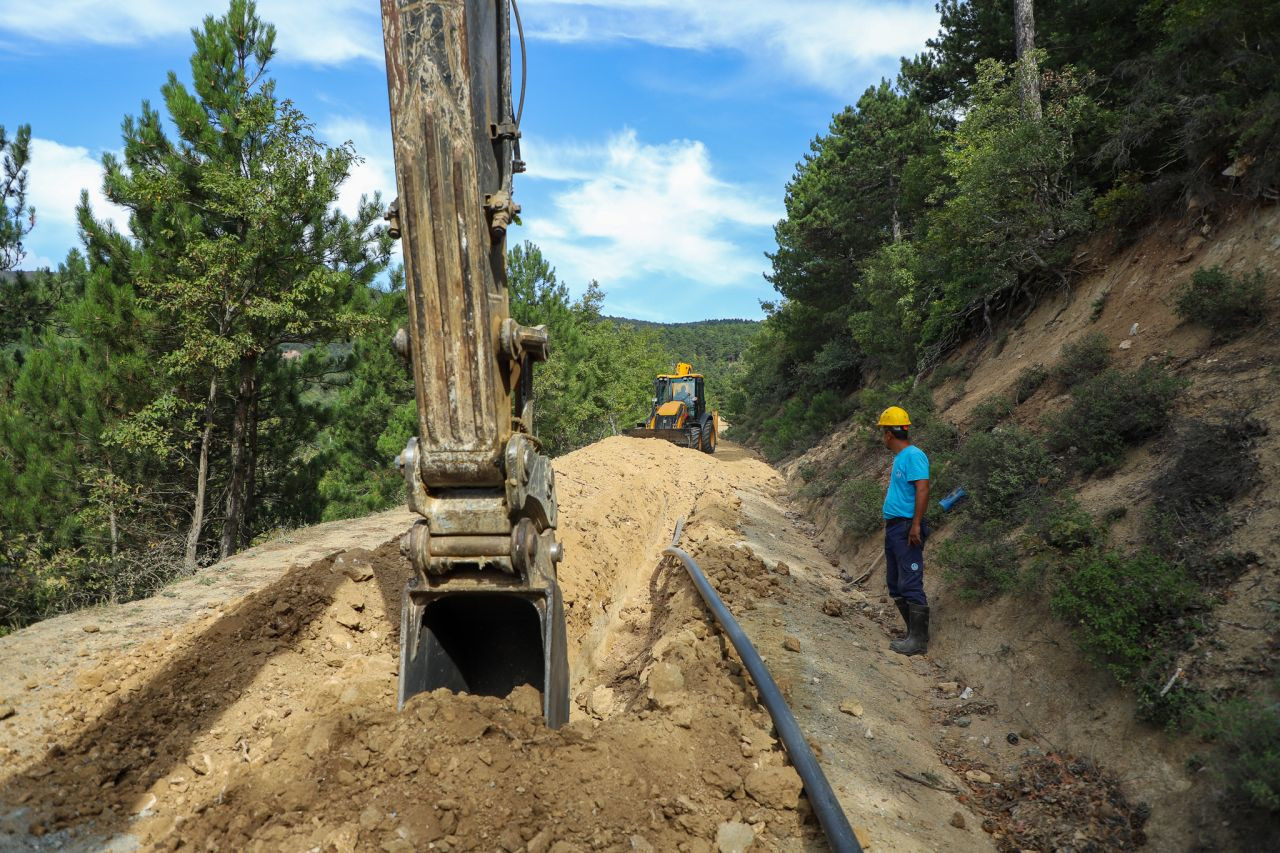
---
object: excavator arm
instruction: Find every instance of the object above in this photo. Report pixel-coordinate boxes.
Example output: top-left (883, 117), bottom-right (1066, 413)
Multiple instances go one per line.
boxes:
top-left (380, 0), bottom-right (569, 726)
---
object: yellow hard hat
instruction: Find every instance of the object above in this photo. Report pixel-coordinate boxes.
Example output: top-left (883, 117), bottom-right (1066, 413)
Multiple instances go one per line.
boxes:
top-left (877, 406), bottom-right (911, 427)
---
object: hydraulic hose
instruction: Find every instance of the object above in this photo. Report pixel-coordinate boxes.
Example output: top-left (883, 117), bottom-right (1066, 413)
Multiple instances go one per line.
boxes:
top-left (663, 526), bottom-right (862, 852)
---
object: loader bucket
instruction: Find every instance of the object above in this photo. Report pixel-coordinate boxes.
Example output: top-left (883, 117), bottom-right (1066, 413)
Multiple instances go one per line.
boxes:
top-left (622, 427), bottom-right (699, 448)
top-left (398, 579), bottom-right (570, 727)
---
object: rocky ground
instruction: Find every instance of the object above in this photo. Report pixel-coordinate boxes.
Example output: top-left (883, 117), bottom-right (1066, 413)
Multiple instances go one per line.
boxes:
top-left (0, 436), bottom-right (1150, 851)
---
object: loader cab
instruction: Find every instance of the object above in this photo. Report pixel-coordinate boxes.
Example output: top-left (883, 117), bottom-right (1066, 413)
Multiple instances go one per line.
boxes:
top-left (655, 362), bottom-right (706, 419)
top-left (655, 375), bottom-right (704, 419)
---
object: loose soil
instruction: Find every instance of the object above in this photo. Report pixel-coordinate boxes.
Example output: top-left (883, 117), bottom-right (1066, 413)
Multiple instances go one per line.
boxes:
top-left (0, 437), bottom-right (1016, 852)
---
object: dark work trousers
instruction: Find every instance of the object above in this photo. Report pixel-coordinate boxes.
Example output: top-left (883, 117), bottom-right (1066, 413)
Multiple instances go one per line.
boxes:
top-left (884, 517), bottom-right (929, 606)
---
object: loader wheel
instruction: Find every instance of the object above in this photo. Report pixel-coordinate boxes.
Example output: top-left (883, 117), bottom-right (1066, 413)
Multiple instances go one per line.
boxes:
top-left (702, 425), bottom-right (716, 454)
top-left (686, 424), bottom-right (701, 450)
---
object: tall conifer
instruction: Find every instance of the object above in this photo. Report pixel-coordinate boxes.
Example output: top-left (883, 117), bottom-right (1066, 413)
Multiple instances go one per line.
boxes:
top-left (95, 0), bottom-right (390, 565)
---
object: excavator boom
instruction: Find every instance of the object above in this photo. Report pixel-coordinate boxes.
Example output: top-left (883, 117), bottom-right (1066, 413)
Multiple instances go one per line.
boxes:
top-left (380, 0), bottom-right (569, 726)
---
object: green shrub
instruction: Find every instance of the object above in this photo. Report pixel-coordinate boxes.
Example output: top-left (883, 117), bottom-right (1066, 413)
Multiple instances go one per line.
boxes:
top-left (1033, 497), bottom-right (1101, 553)
top-left (917, 417), bottom-right (959, 455)
top-left (1045, 365), bottom-right (1186, 474)
top-left (837, 477), bottom-right (884, 538)
top-left (759, 390), bottom-right (853, 461)
top-left (928, 362), bottom-right (969, 388)
top-left (1092, 175), bottom-right (1149, 229)
top-left (1144, 418), bottom-right (1262, 560)
top-left (1051, 549), bottom-right (1200, 683)
top-left (952, 426), bottom-right (1058, 525)
top-left (1197, 691), bottom-right (1280, 816)
top-left (1013, 364), bottom-right (1048, 403)
top-left (798, 459), bottom-right (854, 499)
top-left (1135, 649), bottom-right (1204, 729)
top-left (1090, 292), bottom-right (1108, 322)
top-left (1052, 332), bottom-right (1111, 387)
top-left (1175, 266), bottom-right (1267, 341)
top-left (970, 394), bottom-right (1014, 432)
top-left (851, 381), bottom-right (938, 451)
top-left (939, 532), bottom-right (1018, 600)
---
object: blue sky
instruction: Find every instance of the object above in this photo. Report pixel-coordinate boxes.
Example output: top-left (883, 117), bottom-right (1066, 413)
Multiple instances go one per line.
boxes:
top-left (1, 1), bottom-right (940, 321)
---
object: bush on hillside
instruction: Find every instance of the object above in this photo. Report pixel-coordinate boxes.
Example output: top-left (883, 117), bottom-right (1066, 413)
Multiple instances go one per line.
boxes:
top-left (1143, 418), bottom-right (1263, 563)
top-left (952, 426), bottom-right (1059, 525)
top-left (1197, 690), bottom-right (1280, 817)
top-left (837, 477), bottom-right (884, 538)
top-left (970, 394), bottom-right (1014, 432)
top-left (758, 390), bottom-right (852, 461)
top-left (1175, 266), bottom-right (1267, 341)
top-left (1032, 496), bottom-right (1102, 553)
top-left (1013, 364), bottom-right (1049, 403)
top-left (1045, 365), bottom-right (1186, 474)
top-left (853, 381), bottom-right (935, 428)
top-left (916, 417), bottom-right (959, 456)
top-left (1052, 332), bottom-right (1111, 387)
top-left (1051, 549), bottom-right (1200, 684)
top-left (0, 534), bottom-right (187, 633)
top-left (938, 532), bottom-right (1018, 599)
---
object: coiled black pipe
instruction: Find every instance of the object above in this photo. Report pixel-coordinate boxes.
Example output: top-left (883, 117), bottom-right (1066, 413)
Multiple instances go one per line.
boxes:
top-left (663, 523), bottom-right (862, 852)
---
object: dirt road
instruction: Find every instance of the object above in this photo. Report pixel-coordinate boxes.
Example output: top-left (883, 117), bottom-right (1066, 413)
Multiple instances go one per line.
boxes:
top-left (0, 438), bottom-right (993, 852)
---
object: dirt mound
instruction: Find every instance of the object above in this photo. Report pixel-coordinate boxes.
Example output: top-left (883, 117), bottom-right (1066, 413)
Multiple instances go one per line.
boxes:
top-left (0, 438), bottom-right (821, 852)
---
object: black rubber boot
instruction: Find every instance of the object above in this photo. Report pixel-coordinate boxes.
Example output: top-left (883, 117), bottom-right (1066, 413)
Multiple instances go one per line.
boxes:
top-left (890, 604), bottom-right (930, 656)
top-left (892, 597), bottom-right (910, 636)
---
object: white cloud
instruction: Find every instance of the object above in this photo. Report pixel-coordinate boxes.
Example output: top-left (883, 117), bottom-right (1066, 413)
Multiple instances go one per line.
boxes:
top-left (2, 1), bottom-right (937, 85)
top-left (0, 1), bottom-right (381, 65)
top-left (319, 116), bottom-right (396, 219)
top-left (521, 128), bottom-right (778, 291)
top-left (520, 0), bottom-right (939, 90)
top-left (319, 116), bottom-right (402, 267)
top-left (21, 137), bottom-right (130, 268)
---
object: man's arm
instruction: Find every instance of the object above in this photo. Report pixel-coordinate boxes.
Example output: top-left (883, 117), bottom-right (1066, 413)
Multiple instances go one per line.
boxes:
top-left (909, 479), bottom-right (930, 546)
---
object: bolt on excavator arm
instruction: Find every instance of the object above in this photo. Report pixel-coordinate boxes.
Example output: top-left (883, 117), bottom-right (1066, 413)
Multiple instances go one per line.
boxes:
top-left (379, 0), bottom-right (568, 726)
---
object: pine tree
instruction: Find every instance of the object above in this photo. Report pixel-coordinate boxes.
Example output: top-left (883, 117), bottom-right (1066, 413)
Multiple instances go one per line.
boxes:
top-left (95, 0), bottom-right (391, 565)
top-left (0, 123), bottom-right (32, 272)
top-left (316, 268), bottom-right (417, 521)
top-left (0, 201), bottom-right (167, 623)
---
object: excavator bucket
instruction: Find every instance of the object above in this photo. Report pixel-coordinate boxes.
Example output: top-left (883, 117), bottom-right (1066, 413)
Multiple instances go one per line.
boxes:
top-left (380, 0), bottom-right (569, 726)
top-left (399, 580), bottom-right (569, 724)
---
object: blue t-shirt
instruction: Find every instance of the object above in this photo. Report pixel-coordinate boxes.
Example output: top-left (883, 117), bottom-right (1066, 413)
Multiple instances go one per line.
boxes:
top-left (883, 444), bottom-right (930, 519)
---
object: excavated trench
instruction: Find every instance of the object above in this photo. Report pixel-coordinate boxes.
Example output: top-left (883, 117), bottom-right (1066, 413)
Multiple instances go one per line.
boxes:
top-left (0, 438), bottom-right (827, 852)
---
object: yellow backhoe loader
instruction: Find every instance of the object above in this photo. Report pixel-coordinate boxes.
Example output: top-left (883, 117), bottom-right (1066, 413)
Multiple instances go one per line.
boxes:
top-left (623, 362), bottom-right (719, 454)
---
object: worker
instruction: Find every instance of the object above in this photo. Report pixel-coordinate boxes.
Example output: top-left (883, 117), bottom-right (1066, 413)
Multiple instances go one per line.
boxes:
top-left (878, 406), bottom-right (930, 656)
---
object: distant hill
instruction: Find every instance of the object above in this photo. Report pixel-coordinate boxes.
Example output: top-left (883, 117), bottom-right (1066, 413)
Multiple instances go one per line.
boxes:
top-left (605, 317), bottom-right (760, 410)
top-left (605, 317), bottom-right (759, 372)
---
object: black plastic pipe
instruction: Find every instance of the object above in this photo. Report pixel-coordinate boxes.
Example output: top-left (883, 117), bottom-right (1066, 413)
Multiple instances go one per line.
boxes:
top-left (663, 526), bottom-right (862, 852)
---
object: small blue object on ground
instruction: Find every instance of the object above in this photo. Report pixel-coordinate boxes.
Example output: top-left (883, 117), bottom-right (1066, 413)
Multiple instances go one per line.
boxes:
top-left (939, 486), bottom-right (968, 512)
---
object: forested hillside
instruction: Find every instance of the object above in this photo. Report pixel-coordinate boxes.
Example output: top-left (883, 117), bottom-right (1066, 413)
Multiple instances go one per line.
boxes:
top-left (722, 1), bottom-right (1279, 842)
top-left (605, 317), bottom-right (758, 411)
top-left (727, 0), bottom-right (1279, 458)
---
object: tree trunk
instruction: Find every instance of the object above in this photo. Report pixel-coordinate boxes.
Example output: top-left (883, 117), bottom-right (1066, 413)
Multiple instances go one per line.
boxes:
top-left (1014, 0), bottom-right (1042, 120)
top-left (105, 460), bottom-right (119, 561)
top-left (220, 354), bottom-right (257, 559)
top-left (241, 386), bottom-right (259, 548)
top-left (185, 374), bottom-right (218, 570)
